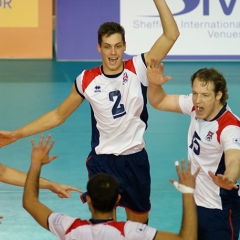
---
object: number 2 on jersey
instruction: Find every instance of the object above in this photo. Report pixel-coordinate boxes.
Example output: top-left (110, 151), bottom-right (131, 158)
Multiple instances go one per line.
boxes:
top-left (109, 90), bottom-right (126, 119)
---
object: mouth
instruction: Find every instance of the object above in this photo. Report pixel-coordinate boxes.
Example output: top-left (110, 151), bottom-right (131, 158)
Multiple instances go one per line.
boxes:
top-left (109, 57), bottom-right (118, 65)
top-left (196, 106), bottom-right (204, 113)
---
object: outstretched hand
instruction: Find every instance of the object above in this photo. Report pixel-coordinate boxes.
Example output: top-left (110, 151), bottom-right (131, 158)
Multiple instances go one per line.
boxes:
top-left (0, 131), bottom-right (17, 148)
top-left (50, 182), bottom-right (84, 198)
top-left (170, 158), bottom-right (200, 190)
top-left (31, 134), bottom-right (58, 166)
top-left (146, 58), bottom-right (172, 86)
top-left (208, 171), bottom-right (238, 190)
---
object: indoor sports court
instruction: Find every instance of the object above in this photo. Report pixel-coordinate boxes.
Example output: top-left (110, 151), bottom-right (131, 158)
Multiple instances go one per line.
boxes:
top-left (0, 0), bottom-right (240, 239)
top-left (0, 58), bottom-right (239, 240)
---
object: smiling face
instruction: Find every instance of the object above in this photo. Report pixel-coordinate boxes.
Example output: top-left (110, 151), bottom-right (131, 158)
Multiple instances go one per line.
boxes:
top-left (192, 78), bottom-right (223, 121)
top-left (97, 33), bottom-right (126, 75)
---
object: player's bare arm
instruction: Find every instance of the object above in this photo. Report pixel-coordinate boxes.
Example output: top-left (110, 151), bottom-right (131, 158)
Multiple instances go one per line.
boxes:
top-left (0, 162), bottom-right (83, 198)
top-left (0, 84), bottom-right (84, 148)
top-left (155, 159), bottom-right (199, 240)
top-left (209, 149), bottom-right (240, 190)
top-left (144, 0), bottom-right (179, 64)
top-left (23, 135), bottom-right (59, 230)
top-left (147, 58), bottom-right (182, 113)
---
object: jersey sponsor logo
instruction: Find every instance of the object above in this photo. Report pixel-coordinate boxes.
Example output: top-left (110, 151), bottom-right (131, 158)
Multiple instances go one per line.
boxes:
top-left (205, 131), bottom-right (214, 141)
top-left (136, 223), bottom-right (148, 235)
top-left (233, 138), bottom-right (240, 146)
top-left (94, 85), bottom-right (101, 93)
top-left (122, 72), bottom-right (128, 84)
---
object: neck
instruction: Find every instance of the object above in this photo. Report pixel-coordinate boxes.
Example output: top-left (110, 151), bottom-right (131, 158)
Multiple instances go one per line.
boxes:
top-left (91, 211), bottom-right (114, 220)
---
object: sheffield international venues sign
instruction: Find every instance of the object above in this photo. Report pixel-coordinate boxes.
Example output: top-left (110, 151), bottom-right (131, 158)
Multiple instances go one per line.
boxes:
top-left (120, 0), bottom-right (240, 60)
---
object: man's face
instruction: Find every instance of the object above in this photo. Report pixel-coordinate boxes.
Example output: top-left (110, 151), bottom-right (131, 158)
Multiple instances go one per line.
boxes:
top-left (98, 33), bottom-right (126, 75)
top-left (192, 78), bottom-right (222, 121)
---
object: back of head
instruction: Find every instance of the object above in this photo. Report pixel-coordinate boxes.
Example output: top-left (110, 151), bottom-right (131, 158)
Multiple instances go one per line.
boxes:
top-left (98, 22), bottom-right (125, 45)
top-left (190, 67), bottom-right (229, 105)
top-left (87, 173), bottom-right (120, 213)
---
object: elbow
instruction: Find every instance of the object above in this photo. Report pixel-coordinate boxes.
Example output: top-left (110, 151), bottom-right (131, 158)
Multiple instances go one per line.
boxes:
top-left (22, 197), bottom-right (28, 211)
top-left (171, 30), bottom-right (180, 43)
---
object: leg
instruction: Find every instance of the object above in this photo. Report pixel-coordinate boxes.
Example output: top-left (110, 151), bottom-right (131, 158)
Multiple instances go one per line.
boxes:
top-left (126, 209), bottom-right (148, 224)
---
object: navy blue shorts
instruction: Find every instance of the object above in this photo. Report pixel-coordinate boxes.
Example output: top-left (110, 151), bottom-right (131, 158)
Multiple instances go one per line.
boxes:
top-left (197, 204), bottom-right (240, 240)
top-left (80, 149), bottom-right (151, 214)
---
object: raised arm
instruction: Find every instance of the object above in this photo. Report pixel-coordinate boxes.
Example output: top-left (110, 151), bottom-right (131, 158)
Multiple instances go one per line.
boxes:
top-left (147, 58), bottom-right (182, 113)
top-left (144, 0), bottom-right (180, 64)
top-left (0, 84), bottom-right (84, 148)
top-left (155, 159), bottom-right (200, 240)
top-left (23, 135), bottom-right (58, 230)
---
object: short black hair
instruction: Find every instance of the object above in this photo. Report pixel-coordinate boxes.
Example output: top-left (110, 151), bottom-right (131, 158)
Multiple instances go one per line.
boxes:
top-left (87, 173), bottom-right (120, 213)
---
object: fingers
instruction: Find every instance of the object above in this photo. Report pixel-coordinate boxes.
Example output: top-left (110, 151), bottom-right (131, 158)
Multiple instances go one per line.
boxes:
top-left (31, 138), bottom-right (36, 148)
top-left (68, 187), bottom-right (84, 194)
top-left (43, 134), bottom-right (51, 147)
top-left (58, 190), bottom-right (71, 198)
top-left (181, 158), bottom-right (186, 173)
top-left (169, 179), bottom-right (175, 184)
top-left (38, 134), bottom-right (44, 146)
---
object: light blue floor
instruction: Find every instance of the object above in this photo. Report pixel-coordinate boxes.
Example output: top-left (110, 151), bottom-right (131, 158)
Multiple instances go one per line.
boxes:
top-left (0, 58), bottom-right (240, 239)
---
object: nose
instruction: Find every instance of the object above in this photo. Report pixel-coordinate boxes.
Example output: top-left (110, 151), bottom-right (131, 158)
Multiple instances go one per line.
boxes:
top-left (196, 94), bottom-right (202, 103)
top-left (110, 46), bottom-right (116, 54)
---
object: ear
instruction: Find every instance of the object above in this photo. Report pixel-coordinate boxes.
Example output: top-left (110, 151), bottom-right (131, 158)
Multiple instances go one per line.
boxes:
top-left (216, 91), bottom-right (223, 101)
top-left (97, 44), bottom-right (101, 53)
top-left (115, 194), bottom-right (121, 205)
top-left (86, 195), bottom-right (92, 205)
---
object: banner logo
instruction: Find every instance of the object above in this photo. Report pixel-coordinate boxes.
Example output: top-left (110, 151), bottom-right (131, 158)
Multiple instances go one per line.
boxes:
top-left (174, 0), bottom-right (237, 16)
top-left (0, 0), bottom-right (38, 27)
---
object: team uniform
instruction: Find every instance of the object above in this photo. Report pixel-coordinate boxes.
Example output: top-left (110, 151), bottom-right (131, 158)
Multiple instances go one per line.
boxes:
top-left (48, 212), bottom-right (157, 240)
top-left (179, 94), bottom-right (240, 240)
top-left (75, 54), bottom-right (151, 213)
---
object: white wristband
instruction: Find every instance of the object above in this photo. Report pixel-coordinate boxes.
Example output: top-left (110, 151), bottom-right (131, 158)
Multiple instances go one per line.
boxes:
top-left (173, 181), bottom-right (195, 194)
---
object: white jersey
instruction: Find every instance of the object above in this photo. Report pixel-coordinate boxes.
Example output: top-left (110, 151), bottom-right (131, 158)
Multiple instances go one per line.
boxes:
top-left (75, 54), bottom-right (148, 156)
top-left (179, 94), bottom-right (240, 209)
top-left (48, 212), bottom-right (157, 240)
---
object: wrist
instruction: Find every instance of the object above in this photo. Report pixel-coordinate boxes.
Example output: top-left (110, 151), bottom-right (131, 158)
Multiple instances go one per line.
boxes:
top-left (173, 181), bottom-right (195, 194)
top-left (12, 129), bottom-right (23, 140)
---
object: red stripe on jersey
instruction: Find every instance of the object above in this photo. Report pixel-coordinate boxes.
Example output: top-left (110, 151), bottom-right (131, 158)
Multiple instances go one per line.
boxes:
top-left (82, 67), bottom-right (102, 93)
top-left (65, 219), bottom-right (90, 234)
top-left (124, 59), bottom-right (137, 74)
top-left (65, 219), bottom-right (126, 236)
top-left (106, 221), bottom-right (126, 236)
top-left (216, 111), bottom-right (240, 143)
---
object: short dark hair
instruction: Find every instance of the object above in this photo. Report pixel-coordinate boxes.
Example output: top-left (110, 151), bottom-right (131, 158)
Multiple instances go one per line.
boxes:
top-left (98, 22), bottom-right (125, 46)
top-left (191, 68), bottom-right (229, 105)
top-left (87, 173), bottom-right (120, 213)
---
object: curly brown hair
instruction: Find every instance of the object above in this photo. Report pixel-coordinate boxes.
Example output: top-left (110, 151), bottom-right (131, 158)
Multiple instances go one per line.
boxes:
top-left (191, 68), bottom-right (229, 105)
